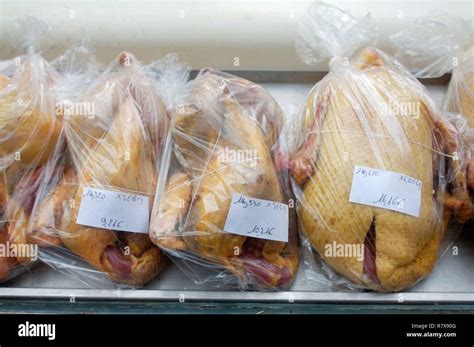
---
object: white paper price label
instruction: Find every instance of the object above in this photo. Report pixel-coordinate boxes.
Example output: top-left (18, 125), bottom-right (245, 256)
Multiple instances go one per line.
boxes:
top-left (76, 187), bottom-right (150, 234)
top-left (349, 165), bottom-right (422, 217)
top-left (223, 194), bottom-right (289, 242)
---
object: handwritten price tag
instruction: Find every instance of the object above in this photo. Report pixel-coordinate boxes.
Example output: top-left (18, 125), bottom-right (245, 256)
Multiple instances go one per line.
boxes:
top-left (76, 187), bottom-right (150, 234)
top-left (349, 165), bottom-right (422, 217)
top-left (223, 194), bottom-right (289, 242)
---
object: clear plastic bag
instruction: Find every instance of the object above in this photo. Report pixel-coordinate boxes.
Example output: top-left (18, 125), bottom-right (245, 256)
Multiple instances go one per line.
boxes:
top-left (441, 112), bottom-right (474, 222)
top-left (0, 18), bottom-right (62, 283)
top-left (391, 14), bottom-right (474, 222)
top-left (446, 46), bottom-right (474, 127)
top-left (28, 50), bottom-right (171, 288)
top-left (286, 4), bottom-right (466, 292)
top-left (391, 13), bottom-right (473, 124)
top-left (149, 68), bottom-right (299, 290)
top-left (390, 14), bottom-right (472, 79)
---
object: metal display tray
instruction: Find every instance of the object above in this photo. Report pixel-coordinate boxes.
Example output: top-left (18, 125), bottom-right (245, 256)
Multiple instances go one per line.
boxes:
top-left (1, 72), bottom-right (473, 312)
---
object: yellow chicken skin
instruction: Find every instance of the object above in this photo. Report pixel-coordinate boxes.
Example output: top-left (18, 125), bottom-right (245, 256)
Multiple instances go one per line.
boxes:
top-left (0, 181), bottom-right (18, 282)
top-left (291, 48), bottom-right (456, 292)
top-left (0, 67), bottom-right (61, 190)
top-left (151, 71), bottom-right (299, 289)
top-left (150, 172), bottom-right (192, 251)
top-left (28, 167), bottom-right (77, 246)
top-left (5, 166), bottom-right (46, 265)
top-left (57, 96), bottom-right (166, 286)
top-left (0, 231), bottom-right (17, 282)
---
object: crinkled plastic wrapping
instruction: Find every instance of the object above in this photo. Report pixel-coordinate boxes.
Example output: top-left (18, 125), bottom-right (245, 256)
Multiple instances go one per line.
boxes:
top-left (392, 14), bottom-right (474, 222)
top-left (442, 45), bottom-right (474, 222)
top-left (286, 4), bottom-right (467, 292)
top-left (440, 112), bottom-right (474, 222)
top-left (445, 46), bottom-right (474, 127)
top-left (391, 14), bottom-right (472, 79)
top-left (28, 50), bottom-right (170, 288)
top-left (149, 68), bottom-right (299, 290)
top-left (0, 18), bottom-right (62, 283)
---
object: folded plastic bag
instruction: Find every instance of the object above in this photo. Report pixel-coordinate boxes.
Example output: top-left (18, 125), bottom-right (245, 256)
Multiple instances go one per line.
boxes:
top-left (0, 18), bottom-right (62, 282)
top-left (286, 4), bottom-right (466, 292)
top-left (28, 50), bottom-right (170, 287)
top-left (150, 68), bottom-right (299, 290)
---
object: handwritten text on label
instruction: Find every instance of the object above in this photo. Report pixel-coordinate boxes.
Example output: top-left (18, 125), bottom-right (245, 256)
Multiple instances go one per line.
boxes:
top-left (349, 165), bottom-right (422, 217)
top-left (76, 187), bottom-right (150, 234)
top-left (223, 194), bottom-right (289, 242)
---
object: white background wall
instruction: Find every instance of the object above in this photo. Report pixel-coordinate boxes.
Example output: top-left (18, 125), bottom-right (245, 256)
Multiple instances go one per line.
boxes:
top-left (0, 0), bottom-right (473, 70)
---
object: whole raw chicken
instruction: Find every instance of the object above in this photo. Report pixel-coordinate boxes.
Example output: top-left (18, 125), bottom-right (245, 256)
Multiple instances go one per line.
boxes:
top-left (59, 96), bottom-right (165, 285)
top-left (150, 69), bottom-right (299, 289)
top-left (290, 48), bottom-right (459, 292)
top-left (29, 53), bottom-right (168, 286)
top-left (0, 58), bottom-right (61, 282)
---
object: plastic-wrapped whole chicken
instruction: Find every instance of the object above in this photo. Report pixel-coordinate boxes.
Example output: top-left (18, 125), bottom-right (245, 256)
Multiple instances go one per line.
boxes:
top-left (0, 18), bottom-right (62, 283)
top-left (149, 68), bottom-right (299, 290)
top-left (286, 4), bottom-right (466, 292)
top-left (28, 50), bottom-right (170, 287)
top-left (392, 14), bottom-right (474, 222)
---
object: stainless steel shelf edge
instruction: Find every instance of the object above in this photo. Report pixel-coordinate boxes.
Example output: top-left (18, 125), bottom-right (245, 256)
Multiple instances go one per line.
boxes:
top-left (0, 288), bottom-right (473, 304)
